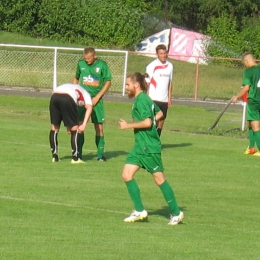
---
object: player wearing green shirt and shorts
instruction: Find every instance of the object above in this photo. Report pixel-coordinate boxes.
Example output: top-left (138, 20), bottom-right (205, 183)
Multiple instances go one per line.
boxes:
top-left (73, 47), bottom-right (112, 161)
top-left (119, 72), bottom-right (184, 225)
top-left (232, 52), bottom-right (260, 155)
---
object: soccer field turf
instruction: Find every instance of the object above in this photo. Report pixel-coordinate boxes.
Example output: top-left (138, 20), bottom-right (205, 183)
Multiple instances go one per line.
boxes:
top-left (0, 95), bottom-right (259, 260)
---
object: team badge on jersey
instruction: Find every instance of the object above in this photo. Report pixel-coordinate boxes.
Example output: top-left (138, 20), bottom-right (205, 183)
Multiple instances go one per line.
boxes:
top-left (95, 68), bottom-right (100, 73)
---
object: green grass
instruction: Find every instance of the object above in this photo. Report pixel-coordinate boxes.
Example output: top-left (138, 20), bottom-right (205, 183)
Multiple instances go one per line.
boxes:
top-left (0, 31), bottom-right (244, 100)
top-left (0, 95), bottom-right (260, 259)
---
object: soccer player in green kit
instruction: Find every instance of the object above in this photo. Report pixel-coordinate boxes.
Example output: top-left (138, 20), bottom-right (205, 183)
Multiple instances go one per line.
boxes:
top-left (119, 72), bottom-right (184, 225)
top-left (232, 52), bottom-right (260, 155)
top-left (73, 47), bottom-right (112, 161)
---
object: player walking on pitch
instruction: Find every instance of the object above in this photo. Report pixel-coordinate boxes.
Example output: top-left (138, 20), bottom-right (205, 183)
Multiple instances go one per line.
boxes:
top-left (232, 52), bottom-right (260, 155)
top-left (119, 72), bottom-right (183, 225)
top-left (146, 44), bottom-right (173, 137)
top-left (49, 83), bottom-right (92, 163)
top-left (73, 47), bottom-right (112, 161)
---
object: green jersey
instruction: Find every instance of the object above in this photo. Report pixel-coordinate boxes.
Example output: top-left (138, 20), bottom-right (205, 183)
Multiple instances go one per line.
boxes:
top-left (75, 58), bottom-right (112, 97)
top-left (132, 92), bottom-right (161, 154)
top-left (242, 65), bottom-right (260, 104)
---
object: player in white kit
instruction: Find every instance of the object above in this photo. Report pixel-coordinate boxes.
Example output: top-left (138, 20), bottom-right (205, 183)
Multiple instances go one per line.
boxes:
top-left (146, 44), bottom-right (173, 137)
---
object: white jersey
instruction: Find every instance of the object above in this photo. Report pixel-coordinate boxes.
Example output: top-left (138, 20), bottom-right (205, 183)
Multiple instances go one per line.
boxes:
top-left (53, 83), bottom-right (92, 107)
top-left (146, 59), bottom-right (173, 102)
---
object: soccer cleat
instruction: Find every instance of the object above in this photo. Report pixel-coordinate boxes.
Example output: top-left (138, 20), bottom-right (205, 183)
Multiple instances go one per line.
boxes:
top-left (97, 156), bottom-right (107, 162)
top-left (168, 211), bottom-right (184, 226)
top-left (243, 147), bottom-right (256, 155)
top-left (252, 151), bottom-right (260, 156)
top-left (71, 158), bottom-right (85, 164)
top-left (124, 210), bottom-right (148, 222)
top-left (52, 158), bottom-right (60, 162)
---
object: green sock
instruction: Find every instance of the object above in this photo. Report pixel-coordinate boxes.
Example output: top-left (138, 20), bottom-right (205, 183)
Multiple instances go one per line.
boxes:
top-left (78, 133), bottom-right (84, 158)
top-left (248, 127), bottom-right (255, 148)
top-left (125, 179), bottom-right (144, 212)
top-left (95, 135), bottom-right (105, 158)
top-left (254, 130), bottom-right (260, 150)
top-left (159, 181), bottom-right (180, 215)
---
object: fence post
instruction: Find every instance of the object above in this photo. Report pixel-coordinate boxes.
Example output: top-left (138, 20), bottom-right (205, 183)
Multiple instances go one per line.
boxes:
top-left (53, 47), bottom-right (58, 91)
top-left (194, 59), bottom-right (199, 101)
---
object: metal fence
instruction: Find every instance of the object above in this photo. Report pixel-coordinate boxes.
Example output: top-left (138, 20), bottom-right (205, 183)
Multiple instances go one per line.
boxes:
top-left (0, 44), bottom-right (248, 100)
top-left (0, 44), bottom-right (128, 94)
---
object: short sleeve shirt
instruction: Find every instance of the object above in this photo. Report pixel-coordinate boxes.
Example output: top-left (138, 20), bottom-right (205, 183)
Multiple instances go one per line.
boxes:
top-left (242, 65), bottom-right (260, 104)
top-left (75, 58), bottom-right (112, 97)
top-left (132, 92), bottom-right (161, 154)
top-left (53, 83), bottom-right (92, 107)
top-left (146, 59), bottom-right (173, 102)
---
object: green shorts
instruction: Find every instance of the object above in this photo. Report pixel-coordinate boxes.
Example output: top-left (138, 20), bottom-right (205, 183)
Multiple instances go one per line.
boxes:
top-left (78, 99), bottom-right (105, 124)
top-left (125, 150), bottom-right (164, 174)
top-left (247, 102), bottom-right (260, 121)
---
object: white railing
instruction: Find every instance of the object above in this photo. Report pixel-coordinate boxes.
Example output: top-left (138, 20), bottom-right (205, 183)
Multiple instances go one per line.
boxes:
top-left (0, 44), bottom-right (128, 95)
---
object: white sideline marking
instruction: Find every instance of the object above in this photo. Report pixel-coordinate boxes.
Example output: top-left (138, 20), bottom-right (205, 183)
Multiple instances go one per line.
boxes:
top-left (0, 195), bottom-right (126, 215)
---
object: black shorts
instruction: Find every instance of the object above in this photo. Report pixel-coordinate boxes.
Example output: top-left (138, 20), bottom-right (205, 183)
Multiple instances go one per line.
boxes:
top-left (153, 101), bottom-right (168, 119)
top-left (49, 93), bottom-right (78, 127)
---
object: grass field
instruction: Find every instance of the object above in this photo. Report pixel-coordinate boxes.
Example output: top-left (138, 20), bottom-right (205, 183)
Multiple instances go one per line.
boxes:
top-left (0, 95), bottom-right (259, 260)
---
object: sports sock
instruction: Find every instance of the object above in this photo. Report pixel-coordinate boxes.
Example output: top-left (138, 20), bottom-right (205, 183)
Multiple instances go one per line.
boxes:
top-left (157, 127), bottom-right (162, 137)
top-left (248, 127), bottom-right (255, 148)
top-left (254, 130), bottom-right (260, 150)
top-left (125, 179), bottom-right (144, 212)
top-left (159, 181), bottom-right (180, 215)
top-left (95, 135), bottom-right (105, 158)
top-left (71, 130), bottom-right (79, 160)
top-left (78, 133), bottom-right (84, 158)
top-left (49, 130), bottom-right (58, 157)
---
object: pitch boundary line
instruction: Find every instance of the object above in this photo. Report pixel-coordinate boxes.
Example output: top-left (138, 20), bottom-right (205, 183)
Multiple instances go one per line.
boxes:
top-left (1, 195), bottom-right (127, 215)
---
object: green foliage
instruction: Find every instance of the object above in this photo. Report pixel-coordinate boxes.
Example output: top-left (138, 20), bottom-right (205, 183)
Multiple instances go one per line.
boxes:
top-left (0, 0), bottom-right (39, 33)
top-left (206, 14), bottom-right (241, 63)
top-left (240, 17), bottom-right (260, 58)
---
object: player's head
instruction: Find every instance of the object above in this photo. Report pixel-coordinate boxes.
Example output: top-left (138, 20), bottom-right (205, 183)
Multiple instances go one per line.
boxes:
top-left (156, 44), bottom-right (168, 63)
top-left (242, 52), bottom-right (255, 68)
top-left (125, 73), bottom-right (149, 98)
top-left (83, 47), bottom-right (97, 65)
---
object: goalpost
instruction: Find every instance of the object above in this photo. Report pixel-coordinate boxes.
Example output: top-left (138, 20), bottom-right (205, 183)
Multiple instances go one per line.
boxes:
top-left (0, 44), bottom-right (128, 95)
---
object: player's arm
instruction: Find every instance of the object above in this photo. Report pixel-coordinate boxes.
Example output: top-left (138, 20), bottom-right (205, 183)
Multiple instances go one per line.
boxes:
top-left (155, 110), bottom-right (163, 121)
top-left (78, 104), bottom-right (93, 133)
top-left (72, 77), bottom-right (79, 84)
top-left (119, 118), bottom-right (152, 130)
top-left (168, 81), bottom-right (172, 107)
top-left (92, 80), bottom-right (111, 105)
top-left (232, 85), bottom-right (250, 103)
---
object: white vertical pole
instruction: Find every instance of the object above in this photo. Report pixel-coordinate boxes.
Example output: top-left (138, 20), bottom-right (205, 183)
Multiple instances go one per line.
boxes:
top-left (122, 51), bottom-right (128, 96)
top-left (241, 102), bottom-right (247, 131)
top-left (53, 47), bottom-right (58, 91)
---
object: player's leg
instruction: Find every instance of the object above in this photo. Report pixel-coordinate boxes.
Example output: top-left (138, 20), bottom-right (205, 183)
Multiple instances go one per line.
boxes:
top-left (49, 124), bottom-right (60, 162)
top-left (77, 106), bottom-right (86, 159)
top-left (244, 121), bottom-right (256, 154)
top-left (143, 153), bottom-right (183, 225)
top-left (247, 104), bottom-right (260, 156)
top-left (49, 94), bottom-right (61, 162)
top-left (61, 95), bottom-right (84, 163)
top-left (92, 100), bottom-right (106, 161)
top-left (122, 152), bottom-right (147, 222)
top-left (154, 101), bottom-right (168, 137)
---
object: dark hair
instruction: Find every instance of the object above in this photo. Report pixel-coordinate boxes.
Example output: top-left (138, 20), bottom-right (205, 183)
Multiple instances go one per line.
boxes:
top-left (84, 47), bottom-right (95, 55)
top-left (127, 72), bottom-right (149, 93)
top-left (156, 44), bottom-right (167, 53)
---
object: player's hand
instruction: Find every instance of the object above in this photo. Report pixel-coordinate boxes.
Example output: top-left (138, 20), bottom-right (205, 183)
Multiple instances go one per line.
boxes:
top-left (78, 124), bottom-right (86, 133)
top-left (92, 96), bottom-right (99, 106)
top-left (232, 96), bottom-right (238, 103)
top-left (119, 119), bottom-right (128, 130)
